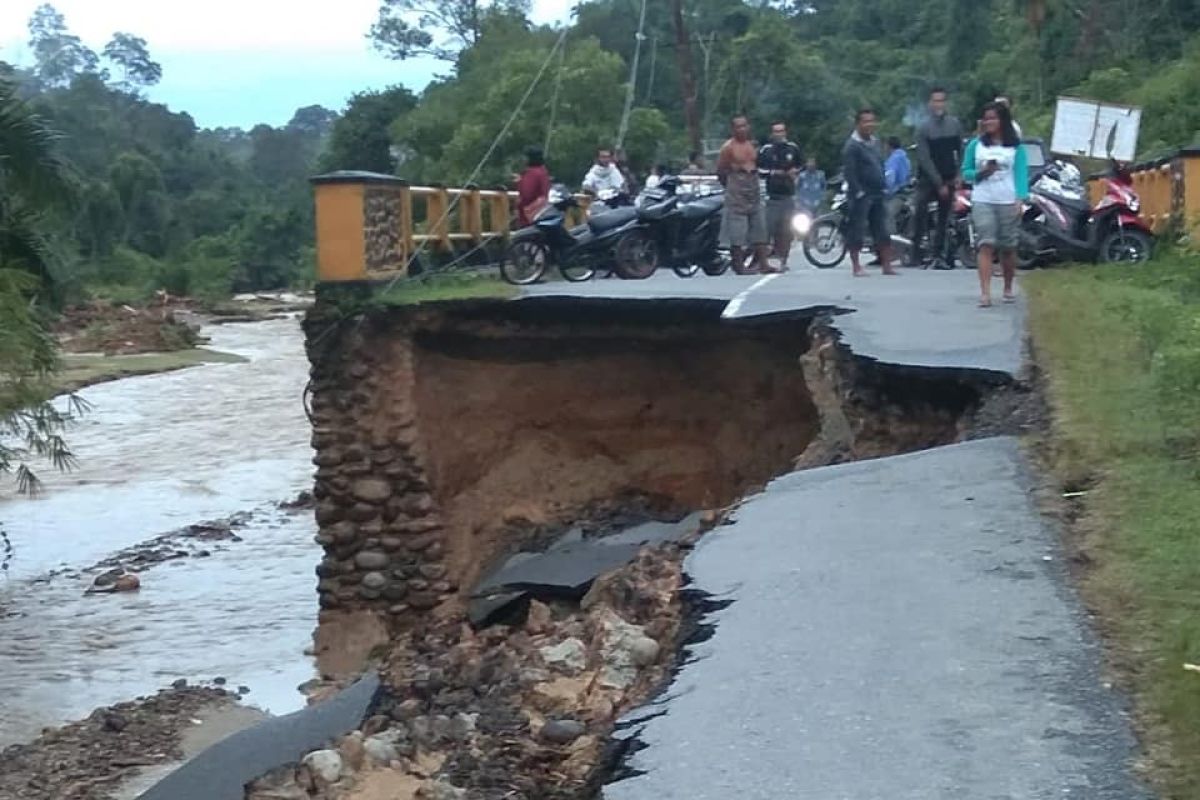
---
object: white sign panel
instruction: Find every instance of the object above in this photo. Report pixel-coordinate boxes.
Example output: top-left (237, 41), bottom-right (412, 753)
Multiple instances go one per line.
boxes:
top-left (1051, 96), bottom-right (1141, 161)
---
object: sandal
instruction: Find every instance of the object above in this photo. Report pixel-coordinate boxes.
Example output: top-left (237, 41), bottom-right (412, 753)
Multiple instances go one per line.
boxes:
top-left (978, 297), bottom-right (993, 308)
top-left (1002, 293), bottom-right (1016, 304)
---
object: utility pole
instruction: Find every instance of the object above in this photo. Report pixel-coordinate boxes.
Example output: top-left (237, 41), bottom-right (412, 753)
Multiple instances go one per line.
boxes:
top-left (670, 0), bottom-right (702, 156)
top-left (615, 0), bottom-right (648, 150)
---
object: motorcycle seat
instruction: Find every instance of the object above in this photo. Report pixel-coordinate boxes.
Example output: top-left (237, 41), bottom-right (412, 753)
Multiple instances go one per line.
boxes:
top-left (1057, 194), bottom-right (1091, 213)
top-left (680, 195), bottom-right (723, 219)
top-left (589, 206), bottom-right (637, 232)
top-left (638, 200), bottom-right (675, 221)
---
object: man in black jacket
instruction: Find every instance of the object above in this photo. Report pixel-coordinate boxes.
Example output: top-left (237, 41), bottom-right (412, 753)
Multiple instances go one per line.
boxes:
top-left (842, 108), bottom-right (896, 277)
top-left (911, 87), bottom-right (964, 269)
top-left (758, 122), bottom-right (803, 270)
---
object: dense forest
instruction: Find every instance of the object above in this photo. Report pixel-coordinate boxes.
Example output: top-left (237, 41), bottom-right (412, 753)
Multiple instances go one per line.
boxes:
top-left (5, 0), bottom-right (1200, 308)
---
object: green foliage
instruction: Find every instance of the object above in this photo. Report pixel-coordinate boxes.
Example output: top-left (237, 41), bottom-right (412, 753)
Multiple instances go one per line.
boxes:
top-left (0, 83), bottom-right (82, 495)
top-left (370, 0), bottom-right (532, 61)
top-left (1026, 256), bottom-right (1200, 797)
top-left (320, 86), bottom-right (418, 174)
top-left (102, 33), bottom-right (162, 92)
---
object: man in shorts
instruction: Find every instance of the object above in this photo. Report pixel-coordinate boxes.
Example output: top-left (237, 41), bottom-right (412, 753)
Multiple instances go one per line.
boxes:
top-left (717, 114), bottom-right (771, 275)
top-left (758, 122), bottom-right (803, 270)
top-left (841, 108), bottom-right (897, 277)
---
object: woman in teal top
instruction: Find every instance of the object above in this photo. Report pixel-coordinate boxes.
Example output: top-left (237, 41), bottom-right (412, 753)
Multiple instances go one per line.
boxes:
top-left (962, 102), bottom-right (1028, 307)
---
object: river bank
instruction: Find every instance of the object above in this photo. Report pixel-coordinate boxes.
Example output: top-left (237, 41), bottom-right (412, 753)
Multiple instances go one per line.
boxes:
top-left (0, 685), bottom-right (263, 800)
top-left (1026, 257), bottom-right (1200, 799)
top-left (0, 316), bottom-right (319, 754)
top-left (51, 293), bottom-right (312, 394)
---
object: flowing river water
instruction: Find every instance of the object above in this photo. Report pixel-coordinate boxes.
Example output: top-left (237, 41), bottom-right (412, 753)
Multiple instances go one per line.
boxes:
top-left (0, 316), bottom-right (317, 748)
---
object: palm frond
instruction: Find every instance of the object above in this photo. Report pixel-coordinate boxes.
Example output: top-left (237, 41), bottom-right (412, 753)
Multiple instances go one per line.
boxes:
top-left (0, 77), bottom-right (76, 209)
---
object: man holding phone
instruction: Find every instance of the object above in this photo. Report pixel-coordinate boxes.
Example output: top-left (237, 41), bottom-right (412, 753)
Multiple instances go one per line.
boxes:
top-left (911, 87), bottom-right (964, 269)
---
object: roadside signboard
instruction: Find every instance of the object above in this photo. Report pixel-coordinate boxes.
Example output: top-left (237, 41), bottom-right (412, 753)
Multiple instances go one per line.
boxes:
top-left (1051, 96), bottom-right (1142, 161)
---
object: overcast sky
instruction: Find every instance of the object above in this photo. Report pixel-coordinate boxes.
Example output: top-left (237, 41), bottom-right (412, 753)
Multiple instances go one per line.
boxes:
top-left (0, 0), bottom-right (574, 128)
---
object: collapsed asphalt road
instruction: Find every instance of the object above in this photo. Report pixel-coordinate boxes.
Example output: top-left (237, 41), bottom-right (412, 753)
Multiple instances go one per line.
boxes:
top-left (604, 439), bottom-right (1150, 799)
top-left (524, 271), bottom-right (1149, 797)
top-left (123, 268), bottom-right (1148, 799)
top-left (522, 267), bottom-right (1025, 378)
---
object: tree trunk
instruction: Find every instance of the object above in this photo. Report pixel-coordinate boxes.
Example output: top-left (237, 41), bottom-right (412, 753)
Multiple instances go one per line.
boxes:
top-left (670, 0), bottom-right (702, 156)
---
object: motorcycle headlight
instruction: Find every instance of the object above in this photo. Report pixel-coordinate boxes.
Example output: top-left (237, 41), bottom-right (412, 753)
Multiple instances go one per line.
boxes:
top-left (1129, 197), bottom-right (1141, 213)
top-left (792, 212), bottom-right (812, 236)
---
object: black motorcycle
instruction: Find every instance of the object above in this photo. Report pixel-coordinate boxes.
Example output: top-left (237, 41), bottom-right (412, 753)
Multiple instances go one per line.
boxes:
top-left (500, 186), bottom-right (639, 285)
top-left (615, 176), bottom-right (728, 279)
top-left (804, 181), bottom-right (915, 268)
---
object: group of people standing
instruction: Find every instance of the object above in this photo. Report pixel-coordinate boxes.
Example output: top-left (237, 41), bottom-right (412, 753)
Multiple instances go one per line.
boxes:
top-left (516, 85), bottom-right (1029, 306)
top-left (841, 87), bottom-right (1029, 306)
top-left (714, 118), bottom-right (827, 274)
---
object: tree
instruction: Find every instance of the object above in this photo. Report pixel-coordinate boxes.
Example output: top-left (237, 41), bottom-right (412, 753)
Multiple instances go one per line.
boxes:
top-left (0, 76), bottom-right (73, 285)
top-left (0, 78), bottom-right (81, 497)
top-left (27, 4), bottom-right (101, 88)
top-left (287, 105), bottom-right (339, 137)
top-left (102, 33), bottom-right (163, 92)
top-left (369, 0), bottom-right (532, 61)
top-left (670, 0), bottom-right (703, 155)
top-left (320, 86), bottom-right (417, 173)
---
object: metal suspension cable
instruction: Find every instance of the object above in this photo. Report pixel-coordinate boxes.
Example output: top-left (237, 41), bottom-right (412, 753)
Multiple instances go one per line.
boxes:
top-left (376, 25), bottom-right (572, 295)
top-left (544, 40), bottom-right (567, 157)
top-left (614, 0), bottom-right (649, 150)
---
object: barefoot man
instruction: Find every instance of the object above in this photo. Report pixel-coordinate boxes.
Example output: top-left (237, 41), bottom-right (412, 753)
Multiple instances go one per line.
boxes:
top-left (717, 114), bottom-right (771, 274)
top-left (842, 108), bottom-right (897, 277)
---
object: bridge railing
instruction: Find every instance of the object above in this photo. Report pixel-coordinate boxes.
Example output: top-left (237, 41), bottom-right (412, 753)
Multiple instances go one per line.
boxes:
top-left (311, 171), bottom-right (601, 282)
top-left (311, 171), bottom-right (725, 283)
top-left (1085, 146), bottom-right (1200, 234)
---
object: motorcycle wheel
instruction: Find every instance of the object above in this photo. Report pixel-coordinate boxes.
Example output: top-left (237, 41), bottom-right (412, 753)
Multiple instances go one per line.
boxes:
top-left (673, 263), bottom-right (701, 278)
top-left (500, 239), bottom-right (550, 285)
top-left (1100, 229), bottom-right (1153, 264)
top-left (803, 218), bottom-right (846, 269)
top-left (560, 259), bottom-right (596, 282)
top-left (956, 240), bottom-right (977, 270)
top-left (701, 252), bottom-right (730, 276)
top-left (615, 231), bottom-right (659, 279)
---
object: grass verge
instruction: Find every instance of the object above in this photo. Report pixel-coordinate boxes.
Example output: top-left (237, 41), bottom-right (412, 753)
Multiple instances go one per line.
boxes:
top-left (371, 272), bottom-right (517, 307)
top-left (57, 349), bottom-right (246, 394)
top-left (1025, 254), bottom-right (1200, 799)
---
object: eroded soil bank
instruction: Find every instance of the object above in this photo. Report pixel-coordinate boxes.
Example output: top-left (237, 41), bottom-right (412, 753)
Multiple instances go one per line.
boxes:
top-left (276, 297), bottom-right (1005, 800)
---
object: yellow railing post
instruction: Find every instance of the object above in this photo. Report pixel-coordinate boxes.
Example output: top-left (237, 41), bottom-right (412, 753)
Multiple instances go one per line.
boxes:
top-left (425, 186), bottom-right (451, 252)
top-left (493, 191), bottom-right (512, 237)
top-left (311, 171), bottom-right (413, 282)
top-left (463, 185), bottom-right (483, 244)
top-left (1181, 146), bottom-right (1200, 236)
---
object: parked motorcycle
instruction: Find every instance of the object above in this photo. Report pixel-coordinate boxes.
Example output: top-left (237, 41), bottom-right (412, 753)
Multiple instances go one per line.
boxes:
top-left (803, 181), bottom-right (909, 268)
top-left (802, 183), bottom-right (851, 268)
top-left (614, 177), bottom-right (728, 279)
top-left (1019, 160), bottom-right (1153, 265)
top-left (500, 185), bottom-right (639, 285)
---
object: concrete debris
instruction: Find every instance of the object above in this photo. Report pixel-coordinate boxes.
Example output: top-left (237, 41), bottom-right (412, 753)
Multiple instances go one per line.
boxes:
top-left (540, 638), bottom-right (588, 674)
top-left (301, 749), bottom-right (343, 784)
top-left (593, 609), bottom-right (661, 689)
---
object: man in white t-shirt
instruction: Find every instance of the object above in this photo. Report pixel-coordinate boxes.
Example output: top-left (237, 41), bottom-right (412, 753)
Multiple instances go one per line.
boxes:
top-left (581, 148), bottom-right (627, 196)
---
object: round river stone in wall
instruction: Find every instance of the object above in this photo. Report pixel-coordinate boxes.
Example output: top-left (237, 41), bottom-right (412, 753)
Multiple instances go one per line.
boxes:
top-left (361, 571), bottom-right (388, 590)
top-left (355, 551), bottom-right (390, 570)
top-left (352, 478), bottom-right (393, 504)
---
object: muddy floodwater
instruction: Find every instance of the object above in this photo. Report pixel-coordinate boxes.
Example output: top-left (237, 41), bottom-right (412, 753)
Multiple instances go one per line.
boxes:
top-left (0, 317), bottom-right (317, 748)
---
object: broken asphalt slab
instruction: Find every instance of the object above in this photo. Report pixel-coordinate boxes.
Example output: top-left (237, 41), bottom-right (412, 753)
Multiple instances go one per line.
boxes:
top-left (521, 268), bottom-right (1024, 380)
top-left (469, 515), bottom-right (703, 626)
top-left (604, 438), bottom-right (1152, 800)
top-left (135, 673), bottom-right (380, 800)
